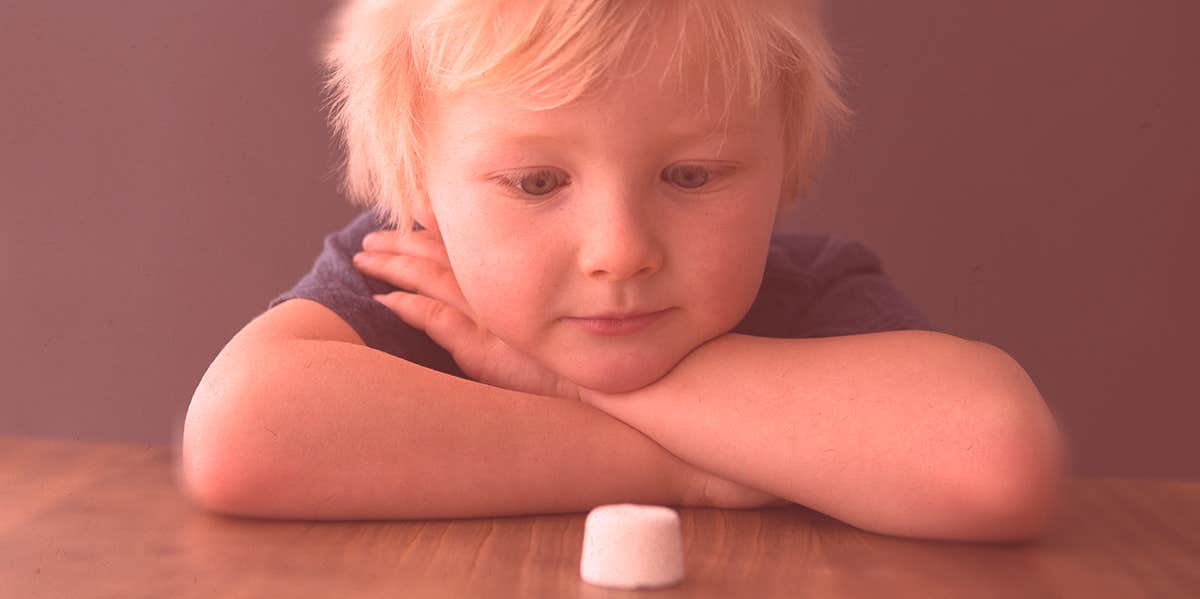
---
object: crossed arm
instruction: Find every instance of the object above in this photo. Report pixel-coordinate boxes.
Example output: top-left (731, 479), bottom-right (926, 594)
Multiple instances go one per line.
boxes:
top-left (351, 227), bottom-right (1067, 541)
top-left (577, 330), bottom-right (1068, 542)
top-left (185, 228), bottom-right (1066, 542)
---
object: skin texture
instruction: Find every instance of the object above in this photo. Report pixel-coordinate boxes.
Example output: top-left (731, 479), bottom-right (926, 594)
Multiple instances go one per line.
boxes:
top-left (345, 15), bottom-right (1066, 540)
top-left (407, 34), bottom-right (788, 395)
top-left (180, 6), bottom-right (1065, 538)
top-left (349, 21), bottom-right (798, 511)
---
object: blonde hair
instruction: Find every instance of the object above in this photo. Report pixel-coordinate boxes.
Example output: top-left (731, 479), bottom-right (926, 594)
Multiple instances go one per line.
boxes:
top-left (319, 0), bottom-right (851, 234)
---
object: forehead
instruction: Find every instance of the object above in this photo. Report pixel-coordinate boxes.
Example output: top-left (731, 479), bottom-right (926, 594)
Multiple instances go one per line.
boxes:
top-left (428, 47), bottom-right (773, 149)
top-left (433, 89), bottom-right (764, 144)
top-left (420, 3), bottom-right (777, 146)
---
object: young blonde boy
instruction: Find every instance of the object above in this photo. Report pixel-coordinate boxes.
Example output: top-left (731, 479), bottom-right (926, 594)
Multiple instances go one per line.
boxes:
top-left (181, 0), bottom-right (1068, 542)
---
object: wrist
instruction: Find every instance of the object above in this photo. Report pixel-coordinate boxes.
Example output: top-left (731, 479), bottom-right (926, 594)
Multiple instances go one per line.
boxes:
top-left (576, 387), bottom-right (604, 406)
top-left (677, 464), bottom-right (710, 507)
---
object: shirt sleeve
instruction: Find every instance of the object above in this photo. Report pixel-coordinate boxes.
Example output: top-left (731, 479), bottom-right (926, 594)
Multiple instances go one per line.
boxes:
top-left (735, 233), bottom-right (937, 338)
top-left (266, 210), bottom-right (466, 377)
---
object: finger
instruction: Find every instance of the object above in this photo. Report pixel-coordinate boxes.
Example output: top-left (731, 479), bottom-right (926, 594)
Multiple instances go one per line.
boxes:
top-left (372, 291), bottom-right (488, 374)
top-left (400, 228), bottom-right (451, 265)
top-left (361, 228), bottom-right (448, 265)
top-left (355, 252), bottom-right (475, 319)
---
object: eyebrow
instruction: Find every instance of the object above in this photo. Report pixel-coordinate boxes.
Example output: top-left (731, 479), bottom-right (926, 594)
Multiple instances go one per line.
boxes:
top-left (460, 131), bottom-right (575, 147)
top-left (459, 125), bottom-right (754, 147)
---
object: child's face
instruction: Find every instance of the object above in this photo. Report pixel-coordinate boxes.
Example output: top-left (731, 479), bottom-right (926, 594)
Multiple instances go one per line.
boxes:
top-left (417, 44), bottom-right (787, 393)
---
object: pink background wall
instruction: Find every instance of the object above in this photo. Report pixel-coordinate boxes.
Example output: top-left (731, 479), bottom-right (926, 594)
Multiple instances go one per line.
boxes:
top-left (2, 1), bottom-right (1196, 478)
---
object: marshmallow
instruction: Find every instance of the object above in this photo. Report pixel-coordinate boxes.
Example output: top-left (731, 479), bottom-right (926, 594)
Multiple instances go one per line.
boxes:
top-left (580, 504), bottom-right (685, 590)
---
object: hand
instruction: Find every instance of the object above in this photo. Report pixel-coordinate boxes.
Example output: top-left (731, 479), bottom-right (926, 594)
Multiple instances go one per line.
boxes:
top-left (682, 467), bottom-right (792, 510)
top-left (353, 228), bottom-right (583, 401)
top-left (579, 387), bottom-right (791, 511)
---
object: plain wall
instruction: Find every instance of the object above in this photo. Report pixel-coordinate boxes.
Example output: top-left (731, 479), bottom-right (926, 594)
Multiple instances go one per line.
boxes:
top-left (2, 1), bottom-right (1196, 478)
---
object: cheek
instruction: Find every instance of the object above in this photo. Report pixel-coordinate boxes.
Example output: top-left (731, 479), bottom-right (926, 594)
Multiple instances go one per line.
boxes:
top-left (675, 213), bottom-right (774, 319)
top-left (694, 246), bottom-right (768, 316)
top-left (443, 229), bottom-right (553, 342)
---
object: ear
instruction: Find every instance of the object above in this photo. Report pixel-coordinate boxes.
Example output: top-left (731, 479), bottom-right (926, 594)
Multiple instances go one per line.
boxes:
top-left (411, 190), bottom-right (441, 235)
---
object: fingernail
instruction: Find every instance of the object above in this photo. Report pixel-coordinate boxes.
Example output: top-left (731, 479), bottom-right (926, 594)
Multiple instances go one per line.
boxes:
top-left (353, 251), bottom-right (367, 263)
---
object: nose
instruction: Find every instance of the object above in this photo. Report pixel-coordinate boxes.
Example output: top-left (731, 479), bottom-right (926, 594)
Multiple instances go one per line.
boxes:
top-left (576, 191), bottom-right (664, 282)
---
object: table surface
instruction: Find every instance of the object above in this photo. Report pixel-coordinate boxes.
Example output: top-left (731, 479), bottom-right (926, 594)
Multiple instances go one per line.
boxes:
top-left (1, 436), bottom-right (1197, 598)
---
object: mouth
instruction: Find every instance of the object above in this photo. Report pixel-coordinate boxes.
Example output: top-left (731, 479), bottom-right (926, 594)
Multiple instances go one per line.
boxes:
top-left (567, 309), bottom-right (671, 336)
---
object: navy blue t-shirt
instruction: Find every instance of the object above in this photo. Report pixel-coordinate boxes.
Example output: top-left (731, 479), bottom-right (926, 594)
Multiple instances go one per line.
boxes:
top-left (269, 210), bottom-right (936, 379)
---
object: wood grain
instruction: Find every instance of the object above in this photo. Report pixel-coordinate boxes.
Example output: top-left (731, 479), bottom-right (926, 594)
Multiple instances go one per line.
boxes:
top-left (1, 436), bottom-right (1196, 598)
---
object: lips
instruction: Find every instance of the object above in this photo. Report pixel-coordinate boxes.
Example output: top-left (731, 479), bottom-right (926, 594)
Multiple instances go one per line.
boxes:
top-left (567, 309), bottom-right (670, 336)
top-left (578, 310), bottom-right (662, 320)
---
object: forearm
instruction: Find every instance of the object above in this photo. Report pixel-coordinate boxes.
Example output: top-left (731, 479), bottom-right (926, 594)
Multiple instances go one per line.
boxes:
top-left (582, 330), bottom-right (1067, 542)
top-left (181, 338), bottom-right (691, 520)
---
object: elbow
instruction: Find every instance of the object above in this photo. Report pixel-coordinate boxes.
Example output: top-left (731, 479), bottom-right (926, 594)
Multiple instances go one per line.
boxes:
top-left (966, 433), bottom-right (1068, 543)
top-left (961, 343), bottom-right (1071, 543)
top-left (177, 365), bottom-right (273, 517)
top-left (179, 450), bottom-right (245, 517)
top-left (178, 394), bottom-right (257, 516)
top-left (179, 437), bottom-right (255, 518)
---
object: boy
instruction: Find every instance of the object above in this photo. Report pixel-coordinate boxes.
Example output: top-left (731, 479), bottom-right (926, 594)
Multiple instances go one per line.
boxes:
top-left (181, 0), bottom-right (1067, 542)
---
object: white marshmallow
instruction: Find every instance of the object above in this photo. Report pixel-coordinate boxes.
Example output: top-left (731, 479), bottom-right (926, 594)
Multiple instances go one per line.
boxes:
top-left (580, 503), bottom-right (685, 590)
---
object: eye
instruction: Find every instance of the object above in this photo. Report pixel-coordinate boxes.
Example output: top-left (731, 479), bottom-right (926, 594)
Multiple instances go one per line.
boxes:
top-left (663, 164), bottom-right (711, 189)
top-left (496, 168), bottom-right (568, 197)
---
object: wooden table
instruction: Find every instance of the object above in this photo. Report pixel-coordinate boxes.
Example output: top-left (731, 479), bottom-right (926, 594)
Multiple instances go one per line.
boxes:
top-left (1, 436), bottom-right (1197, 598)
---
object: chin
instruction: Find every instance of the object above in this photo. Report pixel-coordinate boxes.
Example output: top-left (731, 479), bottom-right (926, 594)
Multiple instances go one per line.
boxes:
top-left (560, 355), bottom-right (678, 395)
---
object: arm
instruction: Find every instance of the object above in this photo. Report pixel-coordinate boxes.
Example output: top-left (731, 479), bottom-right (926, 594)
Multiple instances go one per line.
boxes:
top-left (180, 323), bottom-right (695, 520)
top-left (580, 330), bottom-right (1069, 542)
